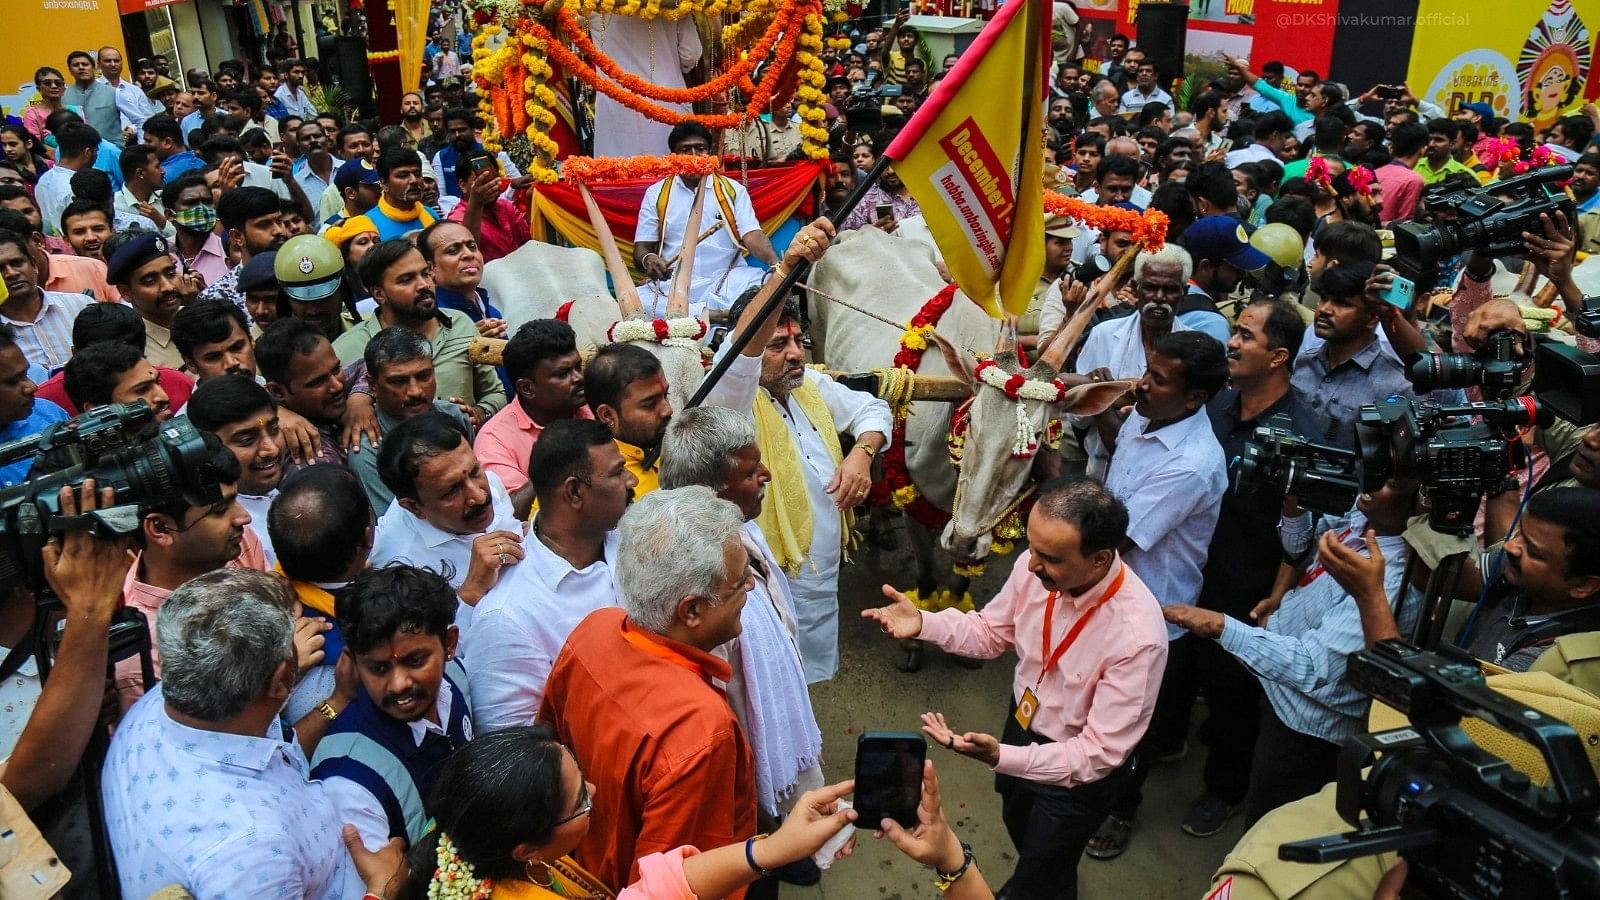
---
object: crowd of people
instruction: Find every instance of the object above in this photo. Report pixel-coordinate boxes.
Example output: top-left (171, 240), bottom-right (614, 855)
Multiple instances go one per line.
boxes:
top-left (1, 4), bottom-right (1600, 900)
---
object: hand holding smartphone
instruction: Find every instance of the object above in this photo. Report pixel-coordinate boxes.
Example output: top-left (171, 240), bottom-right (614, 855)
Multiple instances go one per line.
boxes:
top-left (854, 732), bottom-right (926, 829)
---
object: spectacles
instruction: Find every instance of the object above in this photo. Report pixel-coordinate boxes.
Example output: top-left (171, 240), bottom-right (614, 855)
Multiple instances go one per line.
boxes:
top-left (555, 779), bottom-right (592, 826)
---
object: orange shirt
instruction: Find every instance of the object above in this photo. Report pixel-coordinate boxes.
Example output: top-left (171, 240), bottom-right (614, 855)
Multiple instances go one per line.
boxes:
top-left (43, 252), bottom-right (119, 301)
top-left (539, 608), bottom-right (756, 897)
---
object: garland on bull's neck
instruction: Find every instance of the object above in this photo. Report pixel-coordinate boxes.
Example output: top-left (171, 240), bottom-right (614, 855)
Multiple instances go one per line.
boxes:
top-left (868, 285), bottom-right (1031, 582)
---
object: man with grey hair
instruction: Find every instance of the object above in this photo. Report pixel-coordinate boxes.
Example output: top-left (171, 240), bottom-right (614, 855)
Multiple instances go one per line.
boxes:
top-left (349, 325), bottom-right (473, 511)
top-left (539, 486), bottom-right (760, 895)
top-left (660, 407), bottom-right (824, 835)
top-left (101, 568), bottom-right (401, 899)
top-left (1071, 244), bottom-right (1195, 475)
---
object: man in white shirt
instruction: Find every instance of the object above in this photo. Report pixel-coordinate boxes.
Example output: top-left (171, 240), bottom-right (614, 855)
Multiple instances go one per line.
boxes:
top-left (101, 47), bottom-right (160, 132)
top-left (35, 123), bottom-right (101, 238)
top-left (1119, 61), bottom-right (1173, 115)
top-left (1092, 329), bottom-right (1228, 858)
top-left (274, 59), bottom-right (319, 121)
top-left (101, 569), bottom-right (391, 900)
top-left (185, 375), bottom-right (287, 568)
top-left (464, 418), bottom-right (633, 732)
top-left (715, 293), bottom-right (891, 682)
top-left (1072, 245), bottom-right (1195, 476)
top-left (1225, 112), bottom-right (1294, 169)
top-left (634, 122), bottom-right (779, 316)
top-left (0, 232), bottom-right (95, 373)
top-left (369, 411), bottom-right (525, 638)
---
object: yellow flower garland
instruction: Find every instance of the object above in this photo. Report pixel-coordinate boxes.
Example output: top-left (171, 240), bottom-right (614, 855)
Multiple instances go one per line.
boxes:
top-left (795, 12), bottom-right (829, 159)
top-left (520, 33), bottom-right (561, 183)
top-left (563, 0), bottom-right (750, 19)
top-left (471, 25), bottom-right (505, 155)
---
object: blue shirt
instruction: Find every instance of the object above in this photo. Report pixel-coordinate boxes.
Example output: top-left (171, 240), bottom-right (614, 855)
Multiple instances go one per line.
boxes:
top-left (161, 150), bottom-right (205, 185)
top-left (94, 140), bottom-right (124, 190)
top-left (0, 399), bottom-right (68, 487)
top-left (434, 285), bottom-right (501, 323)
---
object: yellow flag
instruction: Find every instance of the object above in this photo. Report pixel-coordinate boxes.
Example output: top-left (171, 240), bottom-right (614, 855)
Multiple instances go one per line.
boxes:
top-left (883, 0), bottom-right (1048, 318)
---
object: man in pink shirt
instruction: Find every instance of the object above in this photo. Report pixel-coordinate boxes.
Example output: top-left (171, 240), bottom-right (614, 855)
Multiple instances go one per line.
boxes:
top-left (115, 430), bottom-right (268, 710)
top-left (1373, 121), bottom-right (1427, 226)
top-left (863, 476), bottom-right (1168, 900)
top-left (474, 318), bottom-right (592, 518)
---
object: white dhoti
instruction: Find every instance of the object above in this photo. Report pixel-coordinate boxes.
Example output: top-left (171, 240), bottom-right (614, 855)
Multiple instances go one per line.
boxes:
top-left (637, 174), bottom-right (768, 314)
top-left (638, 265), bottom-right (768, 317)
top-left (589, 15), bottom-right (702, 158)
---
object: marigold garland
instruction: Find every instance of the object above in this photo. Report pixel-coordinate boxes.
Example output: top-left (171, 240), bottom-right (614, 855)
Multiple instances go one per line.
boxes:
top-left (561, 153), bottom-right (721, 185)
top-left (1042, 191), bottom-right (1168, 249)
top-left (794, 12), bottom-right (830, 158)
top-left (470, 26), bottom-right (505, 156)
top-left (873, 285), bottom-right (958, 537)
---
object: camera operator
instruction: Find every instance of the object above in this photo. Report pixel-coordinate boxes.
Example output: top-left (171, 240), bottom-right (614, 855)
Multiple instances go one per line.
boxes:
top-left (0, 481), bottom-right (128, 811)
top-left (1162, 474), bottom-right (1423, 826)
top-left (1324, 487), bottom-right (1600, 673)
top-left (1444, 210), bottom-right (1585, 358)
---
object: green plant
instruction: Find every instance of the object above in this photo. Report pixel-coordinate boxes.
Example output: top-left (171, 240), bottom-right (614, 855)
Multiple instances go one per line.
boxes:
top-left (310, 84), bottom-right (352, 116)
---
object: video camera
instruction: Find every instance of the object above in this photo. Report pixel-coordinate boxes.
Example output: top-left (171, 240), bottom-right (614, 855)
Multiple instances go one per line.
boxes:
top-left (1279, 640), bottom-right (1600, 899)
top-left (843, 81), bottom-right (901, 135)
top-left (1355, 396), bottom-right (1547, 535)
top-left (0, 403), bottom-right (223, 595)
top-left (1405, 328), bottom-right (1528, 400)
top-left (1230, 413), bottom-right (1361, 516)
top-left (1392, 165), bottom-right (1576, 291)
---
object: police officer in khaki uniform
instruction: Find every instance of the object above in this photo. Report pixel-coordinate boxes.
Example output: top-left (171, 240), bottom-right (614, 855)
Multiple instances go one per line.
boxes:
top-left (1019, 214), bottom-right (1082, 340)
top-left (1203, 638), bottom-right (1600, 900)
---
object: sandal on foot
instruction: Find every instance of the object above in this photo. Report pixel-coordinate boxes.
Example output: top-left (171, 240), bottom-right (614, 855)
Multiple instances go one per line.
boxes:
top-left (1086, 815), bottom-right (1133, 860)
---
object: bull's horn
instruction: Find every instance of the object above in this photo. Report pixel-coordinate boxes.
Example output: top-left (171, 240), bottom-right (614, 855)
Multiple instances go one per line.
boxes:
top-left (667, 177), bottom-right (708, 318)
top-left (580, 183), bottom-right (644, 320)
top-left (994, 313), bottom-right (1017, 357)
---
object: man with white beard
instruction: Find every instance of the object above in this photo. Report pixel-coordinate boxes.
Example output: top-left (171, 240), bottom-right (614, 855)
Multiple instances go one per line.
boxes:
top-left (1071, 245), bottom-right (1195, 476)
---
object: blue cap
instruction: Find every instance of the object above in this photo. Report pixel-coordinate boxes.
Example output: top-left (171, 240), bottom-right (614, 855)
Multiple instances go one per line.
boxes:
top-left (1460, 102), bottom-right (1494, 119)
top-left (105, 232), bottom-right (171, 285)
top-left (334, 158), bottom-right (380, 191)
top-left (1183, 216), bottom-right (1270, 271)
top-left (238, 250), bottom-right (278, 292)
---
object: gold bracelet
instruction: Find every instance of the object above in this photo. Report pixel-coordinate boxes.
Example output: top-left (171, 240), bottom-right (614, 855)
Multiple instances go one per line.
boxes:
top-left (770, 262), bottom-right (791, 281)
top-left (315, 701), bottom-right (341, 721)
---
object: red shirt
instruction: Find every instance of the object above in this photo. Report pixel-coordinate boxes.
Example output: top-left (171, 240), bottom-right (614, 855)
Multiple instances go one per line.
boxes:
top-left (539, 608), bottom-right (757, 897)
top-left (35, 366), bottom-right (194, 415)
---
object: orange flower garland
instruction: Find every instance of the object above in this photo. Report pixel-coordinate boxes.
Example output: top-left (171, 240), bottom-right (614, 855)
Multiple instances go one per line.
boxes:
top-left (554, 5), bottom-right (795, 104)
top-left (531, 4), bottom-right (815, 130)
top-left (561, 153), bottom-right (721, 184)
top-left (1043, 191), bottom-right (1169, 249)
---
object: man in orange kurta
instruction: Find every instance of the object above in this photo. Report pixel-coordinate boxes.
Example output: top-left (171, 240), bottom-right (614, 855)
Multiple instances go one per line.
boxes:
top-left (538, 487), bottom-right (759, 897)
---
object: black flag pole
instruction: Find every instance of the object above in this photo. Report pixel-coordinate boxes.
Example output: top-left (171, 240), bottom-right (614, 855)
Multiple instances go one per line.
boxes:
top-left (683, 153), bottom-right (896, 410)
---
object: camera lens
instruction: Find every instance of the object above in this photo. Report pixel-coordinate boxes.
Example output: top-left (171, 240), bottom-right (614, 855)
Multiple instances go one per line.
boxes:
top-left (1406, 352), bottom-right (1481, 392)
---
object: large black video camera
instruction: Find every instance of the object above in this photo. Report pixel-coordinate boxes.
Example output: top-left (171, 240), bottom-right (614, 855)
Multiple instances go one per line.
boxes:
top-left (1279, 640), bottom-right (1600, 899)
top-left (0, 403), bottom-right (222, 595)
top-left (1355, 396), bottom-right (1548, 535)
top-left (1230, 413), bottom-right (1361, 516)
top-left (1393, 165), bottom-right (1576, 291)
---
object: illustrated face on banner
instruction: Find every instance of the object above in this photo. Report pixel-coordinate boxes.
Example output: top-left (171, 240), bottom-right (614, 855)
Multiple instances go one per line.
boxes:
top-left (1518, 1), bottom-right (1591, 130)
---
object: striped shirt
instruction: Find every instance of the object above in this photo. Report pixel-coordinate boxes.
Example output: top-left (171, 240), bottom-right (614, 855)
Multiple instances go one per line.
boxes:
top-left (1217, 511), bottom-right (1416, 744)
top-left (1, 291), bottom-right (96, 373)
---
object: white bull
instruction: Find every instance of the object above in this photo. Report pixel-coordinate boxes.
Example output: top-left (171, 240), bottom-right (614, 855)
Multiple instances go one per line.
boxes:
top-left (476, 185), bottom-right (712, 413)
top-left (808, 227), bottom-right (1129, 597)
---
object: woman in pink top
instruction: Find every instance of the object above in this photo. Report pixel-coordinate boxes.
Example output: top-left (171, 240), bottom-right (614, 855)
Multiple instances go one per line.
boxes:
top-left (22, 67), bottom-right (75, 143)
top-left (382, 726), bottom-right (996, 900)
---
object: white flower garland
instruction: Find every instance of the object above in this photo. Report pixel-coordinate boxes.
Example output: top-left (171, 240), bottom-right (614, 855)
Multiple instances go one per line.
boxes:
top-left (973, 359), bottom-right (1068, 459)
top-left (428, 834), bottom-right (492, 900)
top-left (607, 316), bottom-right (708, 353)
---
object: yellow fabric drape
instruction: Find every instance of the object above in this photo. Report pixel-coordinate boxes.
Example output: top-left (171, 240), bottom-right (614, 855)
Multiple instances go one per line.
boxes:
top-left (395, 0), bottom-right (434, 94)
top-left (752, 382), bottom-right (851, 574)
top-left (529, 183), bottom-right (817, 282)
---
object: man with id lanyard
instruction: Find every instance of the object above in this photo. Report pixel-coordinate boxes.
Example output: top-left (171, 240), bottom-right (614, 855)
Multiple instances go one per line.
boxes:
top-left (862, 476), bottom-right (1168, 900)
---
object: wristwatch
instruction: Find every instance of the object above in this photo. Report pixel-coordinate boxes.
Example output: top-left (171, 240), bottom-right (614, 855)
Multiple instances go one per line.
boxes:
top-left (933, 842), bottom-right (975, 892)
top-left (855, 443), bottom-right (878, 459)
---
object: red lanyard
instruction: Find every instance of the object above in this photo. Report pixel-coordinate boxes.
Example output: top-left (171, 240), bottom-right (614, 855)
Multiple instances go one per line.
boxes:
top-left (1038, 567), bottom-right (1126, 687)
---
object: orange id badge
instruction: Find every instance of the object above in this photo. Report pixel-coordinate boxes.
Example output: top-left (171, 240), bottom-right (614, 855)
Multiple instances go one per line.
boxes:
top-left (1014, 687), bottom-right (1040, 732)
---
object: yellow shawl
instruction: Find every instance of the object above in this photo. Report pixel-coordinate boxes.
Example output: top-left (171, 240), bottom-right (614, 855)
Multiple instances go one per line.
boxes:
top-left (274, 562), bottom-right (337, 617)
top-left (753, 381), bottom-right (852, 574)
top-left (490, 855), bottom-right (614, 899)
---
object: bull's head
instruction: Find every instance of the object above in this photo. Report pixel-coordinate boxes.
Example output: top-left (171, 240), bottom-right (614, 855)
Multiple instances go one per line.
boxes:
top-left (930, 320), bottom-right (1132, 562)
